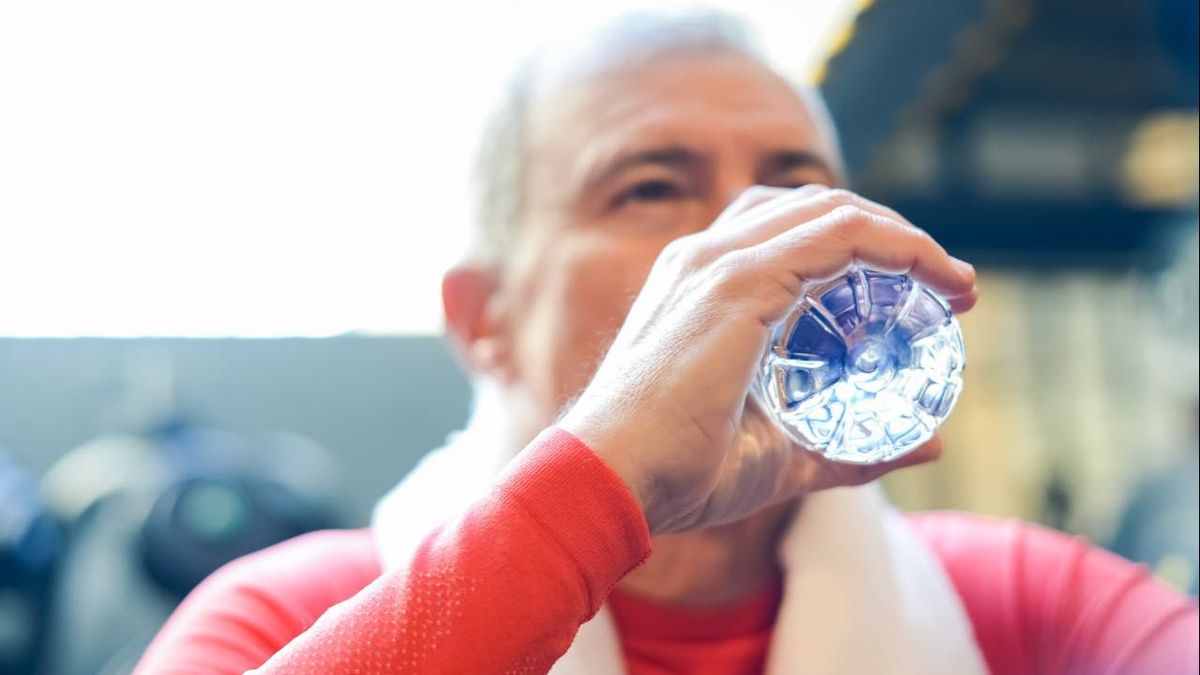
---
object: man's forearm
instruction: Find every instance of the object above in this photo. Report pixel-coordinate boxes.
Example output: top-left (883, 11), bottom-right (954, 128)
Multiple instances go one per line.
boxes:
top-left (250, 427), bottom-right (651, 674)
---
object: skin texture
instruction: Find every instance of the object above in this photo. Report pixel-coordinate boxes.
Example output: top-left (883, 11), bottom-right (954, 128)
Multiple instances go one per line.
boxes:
top-left (442, 51), bottom-right (977, 606)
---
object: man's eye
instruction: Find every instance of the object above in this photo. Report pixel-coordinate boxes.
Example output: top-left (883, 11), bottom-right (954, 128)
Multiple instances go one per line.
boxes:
top-left (617, 180), bottom-right (684, 205)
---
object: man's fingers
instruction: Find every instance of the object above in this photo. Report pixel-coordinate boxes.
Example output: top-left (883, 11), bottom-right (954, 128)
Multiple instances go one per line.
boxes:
top-left (740, 206), bottom-right (977, 307)
top-left (711, 186), bottom-right (914, 248)
top-left (704, 186), bottom-right (980, 316)
top-left (945, 286), bottom-right (979, 314)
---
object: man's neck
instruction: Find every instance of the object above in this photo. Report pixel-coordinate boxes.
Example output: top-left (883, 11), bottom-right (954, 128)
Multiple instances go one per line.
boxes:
top-left (616, 501), bottom-right (795, 607)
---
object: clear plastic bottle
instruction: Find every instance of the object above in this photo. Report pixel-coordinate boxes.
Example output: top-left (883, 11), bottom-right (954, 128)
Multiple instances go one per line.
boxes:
top-left (758, 268), bottom-right (965, 464)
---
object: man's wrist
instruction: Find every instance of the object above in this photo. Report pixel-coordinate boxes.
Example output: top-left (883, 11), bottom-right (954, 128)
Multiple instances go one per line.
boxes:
top-left (557, 409), bottom-right (657, 532)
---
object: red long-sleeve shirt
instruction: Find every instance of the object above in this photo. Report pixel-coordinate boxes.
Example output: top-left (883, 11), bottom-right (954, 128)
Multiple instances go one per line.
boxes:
top-left (135, 428), bottom-right (1199, 674)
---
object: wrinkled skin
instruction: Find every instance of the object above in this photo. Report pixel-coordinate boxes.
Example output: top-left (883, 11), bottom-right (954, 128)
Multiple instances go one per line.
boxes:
top-left (444, 50), bottom-right (976, 601)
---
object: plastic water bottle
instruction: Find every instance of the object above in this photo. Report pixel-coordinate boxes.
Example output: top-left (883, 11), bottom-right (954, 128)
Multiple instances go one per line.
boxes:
top-left (758, 267), bottom-right (965, 464)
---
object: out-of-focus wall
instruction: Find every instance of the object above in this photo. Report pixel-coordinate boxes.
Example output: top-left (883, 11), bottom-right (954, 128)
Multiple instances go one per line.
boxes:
top-left (885, 267), bottom-right (1198, 541)
top-left (0, 337), bottom-right (472, 524)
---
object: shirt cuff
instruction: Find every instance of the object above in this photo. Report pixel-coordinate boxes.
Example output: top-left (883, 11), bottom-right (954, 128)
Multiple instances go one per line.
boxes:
top-left (494, 426), bottom-right (653, 615)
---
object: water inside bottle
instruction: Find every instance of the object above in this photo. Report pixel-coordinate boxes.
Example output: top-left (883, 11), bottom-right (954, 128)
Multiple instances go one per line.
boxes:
top-left (759, 268), bottom-right (965, 463)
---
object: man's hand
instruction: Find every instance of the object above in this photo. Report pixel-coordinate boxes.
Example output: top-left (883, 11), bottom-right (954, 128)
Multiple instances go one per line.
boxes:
top-left (559, 185), bottom-right (978, 534)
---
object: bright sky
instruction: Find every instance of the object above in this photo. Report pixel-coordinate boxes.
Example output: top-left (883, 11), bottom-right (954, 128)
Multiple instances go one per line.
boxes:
top-left (0, 0), bottom-right (859, 337)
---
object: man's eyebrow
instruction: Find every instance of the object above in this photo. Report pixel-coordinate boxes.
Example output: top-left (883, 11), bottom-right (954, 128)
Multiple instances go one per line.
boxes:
top-left (761, 149), bottom-right (835, 179)
top-left (591, 146), bottom-right (700, 186)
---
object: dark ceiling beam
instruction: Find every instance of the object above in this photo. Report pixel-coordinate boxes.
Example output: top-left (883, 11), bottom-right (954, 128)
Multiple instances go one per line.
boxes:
top-left (819, 0), bottom-right (988, 176)
top-left (975, 38), bottom-right (1194, 109)
top-left (889, 196), bottom-right (1194, 267)
top-left (821, 0), bottom-right (1197, 265)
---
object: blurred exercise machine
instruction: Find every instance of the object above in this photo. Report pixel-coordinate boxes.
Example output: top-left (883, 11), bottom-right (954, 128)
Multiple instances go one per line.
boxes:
top-left (0, 453), bottom-right (64, 675)
top-left (38, 422), bottom-right (342, 675)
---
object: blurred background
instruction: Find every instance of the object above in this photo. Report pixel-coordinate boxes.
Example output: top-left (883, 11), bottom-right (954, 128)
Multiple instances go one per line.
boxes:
top-left (0, 0), bottom-right (1196, 673)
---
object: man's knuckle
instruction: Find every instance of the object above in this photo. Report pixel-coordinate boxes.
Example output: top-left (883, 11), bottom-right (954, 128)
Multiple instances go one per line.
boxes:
top-left (659, 236), bottom-right (696, 265)
top-left (660, 237), bottom-right (687, 257)
top-left (829, 204), bottom-right (868, 231)
top-left (824, 188), bottom-right (857, 207)
top-left (709, 250), bottom-right (751, 287)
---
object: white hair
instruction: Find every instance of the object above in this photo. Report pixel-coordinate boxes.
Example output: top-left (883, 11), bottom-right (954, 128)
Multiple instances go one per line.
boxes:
top-left (463, 10), bottom-right (842, 267)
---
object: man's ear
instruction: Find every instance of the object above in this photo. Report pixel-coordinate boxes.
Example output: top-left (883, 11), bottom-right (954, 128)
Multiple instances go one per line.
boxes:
top-left (442, 264), bottom-right (515, 382)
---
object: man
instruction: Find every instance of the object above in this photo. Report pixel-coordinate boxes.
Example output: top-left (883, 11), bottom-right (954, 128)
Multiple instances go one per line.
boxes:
top-left (135, 12), bottom-right (1197, 674)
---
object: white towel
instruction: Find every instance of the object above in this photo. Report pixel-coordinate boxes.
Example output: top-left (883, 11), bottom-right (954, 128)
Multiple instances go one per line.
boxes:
top-left (373, 383), bottom-right (986, 674)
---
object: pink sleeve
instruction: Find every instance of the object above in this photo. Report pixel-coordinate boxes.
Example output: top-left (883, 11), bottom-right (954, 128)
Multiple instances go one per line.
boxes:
top-left (133, 528), bottom-right (384, 674)
top-left (910, 512), bottom-right (1199, 675)
top-left (135, 427), bottom-right (651, 674)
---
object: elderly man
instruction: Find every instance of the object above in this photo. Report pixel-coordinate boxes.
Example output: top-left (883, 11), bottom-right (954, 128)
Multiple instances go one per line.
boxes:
top-left (136, 12), bottom-right (1197, 675)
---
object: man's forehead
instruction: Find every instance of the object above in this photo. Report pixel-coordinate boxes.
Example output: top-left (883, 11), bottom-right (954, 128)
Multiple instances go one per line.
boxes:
top-left (525, 52), bottom-right (839, 181)
top-left (530, 51), bottom-right (809, 127)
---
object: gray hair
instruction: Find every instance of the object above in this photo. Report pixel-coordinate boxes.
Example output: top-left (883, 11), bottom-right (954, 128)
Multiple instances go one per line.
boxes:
top-left (464, 10), bottom-right (838, 267)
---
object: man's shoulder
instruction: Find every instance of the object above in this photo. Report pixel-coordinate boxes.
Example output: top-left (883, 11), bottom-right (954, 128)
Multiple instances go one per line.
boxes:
top-left (902, 510), bottom-right (1197, 675)
top-left (905, 509), bottom-right (1082, 584)
top-left (905, 510), bottom-right (1026, 554)
top-left (905, 510), bottom-right (1091, 570)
